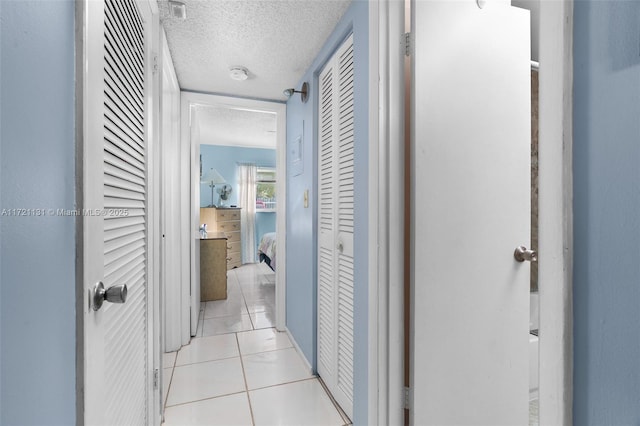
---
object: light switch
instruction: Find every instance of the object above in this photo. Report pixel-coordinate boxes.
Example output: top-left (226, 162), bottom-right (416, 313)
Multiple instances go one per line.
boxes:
top-left (304, 189), bottom-right (309, 208)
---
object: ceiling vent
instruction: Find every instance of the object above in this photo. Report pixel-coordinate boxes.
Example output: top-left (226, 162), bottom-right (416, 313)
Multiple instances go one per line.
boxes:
top-left (168, 1), bottom-right (187, 20)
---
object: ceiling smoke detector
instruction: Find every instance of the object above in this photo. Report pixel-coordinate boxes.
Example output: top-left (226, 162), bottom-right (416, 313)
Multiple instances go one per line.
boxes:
top-left (229, 67), bottom-right (249, 81)
top-left (168, 0), bottom-right (187, 20)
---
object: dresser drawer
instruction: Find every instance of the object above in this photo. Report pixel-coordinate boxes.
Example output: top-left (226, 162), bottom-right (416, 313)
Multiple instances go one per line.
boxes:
top-left (217, 221), bottom-right (240, 233)
top-left (226, 240), bottom-right (239, 253)
top-left (226, 230), bottom-right (241, 243)
top-left (226, 251), bottom-right (241, 270)
top-left (216, 209), bottom-right (240, 221)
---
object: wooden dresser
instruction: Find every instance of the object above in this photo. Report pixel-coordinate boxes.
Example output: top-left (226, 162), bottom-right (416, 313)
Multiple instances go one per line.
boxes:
top-left (200, 232), bottom-right (227, 301)
top-left (200, 207), bottom-right (242, 270)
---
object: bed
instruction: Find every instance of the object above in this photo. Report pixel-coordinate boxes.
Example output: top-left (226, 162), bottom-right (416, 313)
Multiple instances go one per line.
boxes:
top-left (257, 232), bottom-right (277, 271)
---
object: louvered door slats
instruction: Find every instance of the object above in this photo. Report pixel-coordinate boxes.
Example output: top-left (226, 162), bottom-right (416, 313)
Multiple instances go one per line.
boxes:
top-left (104, 101), bottom-right (144, 150)
top-left (104, 42), bottom-right (143, 101)
top-left (104, 4), bottom-right (144, 67)
top-left (103, 25), bottom-right (143, 91)
top-left (104, 131), bottom-right (144, 166)
top-left (102, 0), bottom-right (148, 424)
top-left (104, 152), bottom-right (146, 180)
top-left (318, 56), bottom-right (336, 384)
top-left (318, 247), bottom-right (334, 376)
top-left (317, 33), bottom-right (354, 420)
top-left (110, 0), bottom-right (144, 47)
top-left (104, 87), bottom-right (144, 139)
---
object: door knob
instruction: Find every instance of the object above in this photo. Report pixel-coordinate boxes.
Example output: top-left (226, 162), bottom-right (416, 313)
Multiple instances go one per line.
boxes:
top-left (514, 246), bottom-right (537, 263)
top-left (337, 241), bottom-right (344, 253)
top-left (92, 281), bottom-right (128, 311)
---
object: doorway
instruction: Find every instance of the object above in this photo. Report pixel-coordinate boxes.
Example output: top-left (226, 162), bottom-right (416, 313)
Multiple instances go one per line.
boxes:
top-left (179, 93), bottom-right (287, 339)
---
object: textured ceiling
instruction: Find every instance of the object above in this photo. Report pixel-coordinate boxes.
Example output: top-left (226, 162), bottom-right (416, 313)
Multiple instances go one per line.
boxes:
top-left (159, 0), bottom-right (352, 101)
top-left (197, 106), bottom-right (277, 149)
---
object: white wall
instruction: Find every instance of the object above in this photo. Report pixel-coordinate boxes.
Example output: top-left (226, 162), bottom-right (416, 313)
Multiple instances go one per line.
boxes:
top-left (0, 1), bottom-right (77, 424)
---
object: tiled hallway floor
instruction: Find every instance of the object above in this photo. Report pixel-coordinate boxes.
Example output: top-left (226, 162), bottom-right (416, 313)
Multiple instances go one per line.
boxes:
top-left (162, 263), bottom-right (350, 426)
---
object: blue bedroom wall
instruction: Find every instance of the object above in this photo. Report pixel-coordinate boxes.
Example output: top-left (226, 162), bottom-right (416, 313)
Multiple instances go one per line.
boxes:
top-left (573, 1), bottom-right (640, 424)
top-left (200, 145), bottom-right (277, 258)
top-left (285, 1), bottom-right (369, 423)
top-left (0, 0), bottom-right (76, 424)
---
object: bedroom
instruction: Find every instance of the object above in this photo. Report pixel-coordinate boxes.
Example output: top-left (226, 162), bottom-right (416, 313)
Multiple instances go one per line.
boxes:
top-left (197, 105), bottom-right (279, 331)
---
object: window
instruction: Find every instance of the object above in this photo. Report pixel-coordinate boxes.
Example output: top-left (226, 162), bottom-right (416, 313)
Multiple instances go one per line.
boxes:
top-left (256, 167), bottom-right (276, 211)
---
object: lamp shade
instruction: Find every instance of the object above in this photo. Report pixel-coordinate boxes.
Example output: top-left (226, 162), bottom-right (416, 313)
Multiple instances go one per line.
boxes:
top-left (201, 168), bottom-right (226, 185)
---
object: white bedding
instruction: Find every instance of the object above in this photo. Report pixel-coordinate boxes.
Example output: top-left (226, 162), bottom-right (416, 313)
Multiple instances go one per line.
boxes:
top-left (257, 232), bottom-right (276, 271)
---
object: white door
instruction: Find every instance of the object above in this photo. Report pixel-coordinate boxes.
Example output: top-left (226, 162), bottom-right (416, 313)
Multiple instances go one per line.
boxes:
top-left (82, 0), bottom-right (157, 423)
top-left (411, 1), bottom-right (531, 425)
top-left (317, 33), bottom-right (355, 420)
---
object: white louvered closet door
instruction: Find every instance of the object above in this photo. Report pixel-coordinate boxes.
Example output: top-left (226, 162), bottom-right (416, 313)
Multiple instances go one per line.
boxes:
top-left (83, 0), bottom-right (154, 424)
top-left (317, 33), bottom-right (355, 420)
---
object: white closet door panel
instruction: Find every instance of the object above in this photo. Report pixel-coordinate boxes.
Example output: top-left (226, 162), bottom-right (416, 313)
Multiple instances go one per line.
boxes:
top-left (318, 65), bottom-right (335, 246)
top-left (334, 34), bottom-right (355, 418)
top-left (318, 246), bottom-right (335, 377)
top-left (84, 0), bottom-right (150, 423)
top-left (317, 33), bottom-right (355, 421)
top-left (103, 0), bottom-right (148, 423)
top-left (317, 59), bottom-right (337, 386)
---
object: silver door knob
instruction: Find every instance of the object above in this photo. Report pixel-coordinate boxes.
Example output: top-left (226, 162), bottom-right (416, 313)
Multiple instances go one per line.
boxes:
top-left (92, 281), bottom-right (128, 311)
top-left (514, 246), bottom-right (537, 263)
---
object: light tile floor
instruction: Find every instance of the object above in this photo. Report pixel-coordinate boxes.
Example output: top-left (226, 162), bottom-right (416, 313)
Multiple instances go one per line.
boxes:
top-left (163, 263), bottom-right (350, 426)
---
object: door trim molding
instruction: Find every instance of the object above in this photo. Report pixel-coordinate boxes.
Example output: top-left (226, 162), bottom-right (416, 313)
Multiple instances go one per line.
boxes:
top-left (368, 2), bottom-right (380, 423)
top-left (537, 1), bottom-right (573, 424)
top-left (368, 0), bottom-right (407, 424)
top-left (179, 92), bottom-right (287, 333)
top-left (145, 1), bottom-right (162, 423)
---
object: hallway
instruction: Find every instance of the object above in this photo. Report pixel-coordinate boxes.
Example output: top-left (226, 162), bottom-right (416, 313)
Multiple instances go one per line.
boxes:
top-left (162, 264), bottom-right (350, 425)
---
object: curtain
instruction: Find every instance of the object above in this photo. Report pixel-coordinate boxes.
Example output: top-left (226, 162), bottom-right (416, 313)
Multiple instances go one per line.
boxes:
top-left (238, 163), bottom-right (257, 263)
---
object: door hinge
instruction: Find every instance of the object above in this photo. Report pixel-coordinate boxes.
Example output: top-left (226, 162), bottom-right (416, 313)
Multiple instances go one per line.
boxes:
top-left (403, 32), bottom-right (412, 57)
top-left (152, 54), bottom-right (159, 75)
top-left (153, 368), bottom-right (159, 389)
top-left (403, 386), bottom-right (412, 410)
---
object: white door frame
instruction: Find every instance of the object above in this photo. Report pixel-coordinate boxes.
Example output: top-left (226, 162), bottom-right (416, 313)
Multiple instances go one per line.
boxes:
top-left (159, 28), bottom-right (188, 353)
top-left (147, 1), bottom-right (162, 422)
top-left (375, 0), bottom-right (574, 424)
top-left (537, 1), bottom-right (573, 424)
top-left (370, 1), bottom-right (406, 424)
top-left (179, 92), bottom-right (287, 332)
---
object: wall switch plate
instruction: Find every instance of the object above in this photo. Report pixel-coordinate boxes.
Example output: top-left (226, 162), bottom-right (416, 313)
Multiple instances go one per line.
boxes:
top-left (304, 189), bottom-right (309, 208)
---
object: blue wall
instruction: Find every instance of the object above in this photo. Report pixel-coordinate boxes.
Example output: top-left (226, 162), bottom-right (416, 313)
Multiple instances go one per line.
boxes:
top-left (0, 1), bottom-right (77, 424)
top-left (573, 1), bottom-right (640, 424)
top-left (200, 145), bottom-right (277, 258)
top-left (285, 1), bottom-right (369, 423)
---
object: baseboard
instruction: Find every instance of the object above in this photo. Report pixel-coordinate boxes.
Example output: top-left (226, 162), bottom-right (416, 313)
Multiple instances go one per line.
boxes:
top-left (285, 327), bottom-right (314, 376)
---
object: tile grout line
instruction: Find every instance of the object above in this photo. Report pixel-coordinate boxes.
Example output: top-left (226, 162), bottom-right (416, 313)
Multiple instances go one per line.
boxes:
top-left (173, 353), bottom-right (242, 369)
top-left (236, 331), bottom-right (257, 426)
top-left (164, 390), bottom-right (248, 409)
top-left (162, 351), bottom-right (178, 413)
top-left (240, 270), bottom-right (258, 331)
top-left (247, 376), bottom-right (319, 393)
top-left (235, 267), bottom-right (259, 423)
